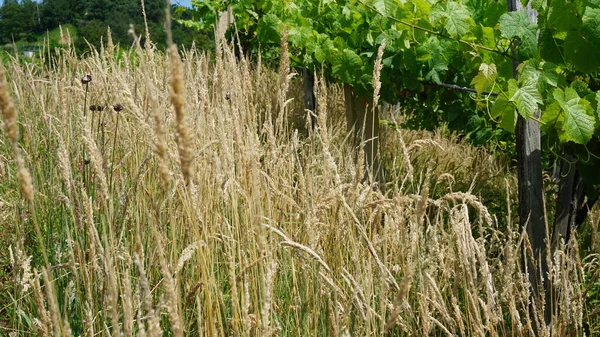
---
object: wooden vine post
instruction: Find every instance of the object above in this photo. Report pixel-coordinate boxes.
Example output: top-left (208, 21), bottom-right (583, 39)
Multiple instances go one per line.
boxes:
top-left (302, 68), bottom-right (317, 130)
top-left (343, 84), bottom-right (381, 184)
top-left (508, 0), bottom-right (550, 326)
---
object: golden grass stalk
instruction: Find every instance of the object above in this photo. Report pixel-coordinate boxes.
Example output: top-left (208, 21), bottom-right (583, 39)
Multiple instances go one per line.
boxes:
top-left (141, 0), bottom-right (153, 53)
top-left (134, 253), bottom-right (162, 337)
top-left (0, 62), bottom-right (18, 143)
top-left (169, 45), bottom-right (193, 186)
top-left (16, 154), bottom-right (34, 202)
top-left (276, 28), bottom-right (291, 134)
top-left (107, 26), bottom-right (115, 56)
top-left (121, 257), bottom-right (134, 337)
top-left (31, 272), bottom-right (50, 337)
top-left (148, 81), bottom-right (171, 189)
top-left (280, 240), bottom-right (331, 272)
top-left (372, 41), bottom-right (385, 116)
top-left (41, 268), bottom-right (62, 337)
top-left (57, 134), bottom-right (73, 202)
top-left (81, 118), bottom-right (109, 201)
top-left (153, 226), bottom-right (183, 337)
top-left (105, 252), bottom-right (121, 337)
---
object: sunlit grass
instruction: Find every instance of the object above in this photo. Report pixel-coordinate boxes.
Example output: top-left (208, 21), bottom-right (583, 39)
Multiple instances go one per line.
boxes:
top-left (0, 34), bottom-right (596, 337)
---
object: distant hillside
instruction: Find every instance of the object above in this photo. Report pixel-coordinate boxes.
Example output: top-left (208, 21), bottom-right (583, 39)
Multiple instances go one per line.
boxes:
top-left (0, 0), bottom-right (213, 54)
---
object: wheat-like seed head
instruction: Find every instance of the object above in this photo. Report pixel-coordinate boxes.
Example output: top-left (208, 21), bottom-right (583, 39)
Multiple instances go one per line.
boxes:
top-left (16, 152), bottom-right (34, 202)
top-left (169, 45), bottom-right (193, 186)
top-left (134, 253), bottom-right (162, 337)
top-left (121, 258), bottom-right (134, 337)
top-left (41, 267), bottom-right (62, 337)
top-left (31, 272), bottom-right (50, 337)
top-left (82, 125), bottom-right (109, 201)
top-left (57, 134), bottom-right (73, 198)
top-left (106, 26), bottom-right (114, 56)
top-left (152, 226), bottom-right (183, 337)
top-left (372, 41), bottom-right (385, 110)
top-left (278, 28), bottom-right (290, 110)
top-left (0, 63), bottom-right (18, 143)
top-left (148, 81), bottom-right (171, 189)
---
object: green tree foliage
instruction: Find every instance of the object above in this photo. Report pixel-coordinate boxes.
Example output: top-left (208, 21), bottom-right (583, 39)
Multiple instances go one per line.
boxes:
top-left (75, 1), bottom-right (212, 52)
top-left (40, 0), bottom-right (84, 30)
top-left (0, 0), bottom-right (212, 52)
top-left (0, 0), bottom-right (41, 43)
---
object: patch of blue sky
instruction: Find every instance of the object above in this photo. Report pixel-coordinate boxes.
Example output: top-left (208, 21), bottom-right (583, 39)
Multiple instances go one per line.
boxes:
top-left (31, 0), bottom-right (194, 8)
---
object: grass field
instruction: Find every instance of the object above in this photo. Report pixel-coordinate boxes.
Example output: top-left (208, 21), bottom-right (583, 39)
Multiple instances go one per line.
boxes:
top-left (0, 35), bottom-right (598, 336)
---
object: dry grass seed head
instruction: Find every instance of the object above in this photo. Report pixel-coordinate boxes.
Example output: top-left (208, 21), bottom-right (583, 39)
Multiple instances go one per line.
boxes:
top-left (0, 62), bottom-right (18, 143)
top-left (169, 45), bottom-right (193, 185)
top-left (31, 271), bottom-right (50, 337)
top-left (16, 153), bottom-right (34, 202)
top-left (81, 124), bottom-right (109, 200)
top-left (152, 226), bottom-right (183, 337)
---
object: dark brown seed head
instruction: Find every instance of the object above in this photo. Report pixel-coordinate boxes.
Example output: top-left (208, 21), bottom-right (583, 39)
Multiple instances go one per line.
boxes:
top-left (81, 74), bottom-right (92, 85)
top-left (90, 105), bottom-right (97, 111)
top-left (225, 92), bottom-right (231, 100)
top-left (113, 104), bottom-right (124, 112)
top-left (97, 106), bottom-right (104, 111)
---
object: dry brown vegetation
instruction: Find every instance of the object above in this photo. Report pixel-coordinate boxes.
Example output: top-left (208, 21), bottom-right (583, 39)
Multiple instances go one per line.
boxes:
top-left (0, 33), bottom-right (598, 337)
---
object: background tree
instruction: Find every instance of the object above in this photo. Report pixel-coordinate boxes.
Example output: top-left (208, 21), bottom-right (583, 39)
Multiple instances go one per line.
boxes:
top-left (0, 0), bottom-right (213, 53)
top-left (0, 0), bottom-right (41, 44)
top-left (40, 0), bottom-right (84, 30)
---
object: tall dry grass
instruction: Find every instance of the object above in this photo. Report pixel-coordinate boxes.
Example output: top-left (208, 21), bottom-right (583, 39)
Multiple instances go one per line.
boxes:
top-left (0, 33), bottom-right (597, 337)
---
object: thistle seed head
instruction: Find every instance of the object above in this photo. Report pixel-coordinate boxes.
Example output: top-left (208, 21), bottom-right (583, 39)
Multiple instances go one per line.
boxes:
top-left (81, 74), bottom-right (92, 85)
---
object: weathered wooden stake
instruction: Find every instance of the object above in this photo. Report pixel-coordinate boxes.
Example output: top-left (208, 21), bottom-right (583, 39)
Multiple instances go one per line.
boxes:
top-left (344, 84), bottom-right (381, 183)
top-left (302, 68), bottom-right (317, 130)
top-left (508, 0), bottom-right (551, 327)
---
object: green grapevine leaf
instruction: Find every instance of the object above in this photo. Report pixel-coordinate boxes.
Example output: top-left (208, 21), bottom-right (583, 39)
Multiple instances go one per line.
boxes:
top-left (500, 107), bottom-right (517, 133)
top-left (541, 102), bottom-right (563, 130)
top-left (585, 8), bottom-right (600, 41)
top-left (547, 0), bottom-right (583, 31)
top-left (564, 7), bottom-right (600, 73)
top-left (314, 34), bottom-right (335, 63)
top-left (425, 59), bottom-right (448, 83)
top-left (482, 0), bottom-right (506, 27)
top-left (411, 0), bottom-right (433, 18)
top-left (571, 80), bottom-right (593, 98)
top-left (539, 30), bottom-right (565, 65)
top-left (491, 93), bottom-right (513, 119)
top-left (540, 62), bottom-right (559, 88)
top-left (491, 93), bottom-right (518, 132)
top-left (477, 25), bottom-right (496, 49)
top-left (332, 49), bottom-right (363, 84)
top-left (499, 11), bottom-right (538, 59)
top-left (370, 0), bottom-right (399, 17)
top-left (288, 25), bottom-right (313, 48)
top-left (429, 1), bottom-right (473, 38)
top-left (471, 63), bottom-right (497, 95)
top-left (517, 62), bottom-right (541, 88)
top-left (417, 37), bottom-right (450, 83)
top-left (508, 79), bottom-right (543, 118)
top-left (553, 87), bottom-right (595, 144)
top-left (257, 13), bottom-right (283, 43)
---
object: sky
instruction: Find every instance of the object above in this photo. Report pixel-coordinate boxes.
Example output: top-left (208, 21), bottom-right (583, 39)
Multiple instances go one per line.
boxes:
top-left (172, 0), bottom-right (193, 7)
top-left (29, 0), bottom-right (194, 8)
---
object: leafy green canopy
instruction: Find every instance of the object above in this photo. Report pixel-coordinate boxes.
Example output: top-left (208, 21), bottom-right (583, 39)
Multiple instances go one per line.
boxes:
top-left (187, 0), bottom-right (600, 163)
